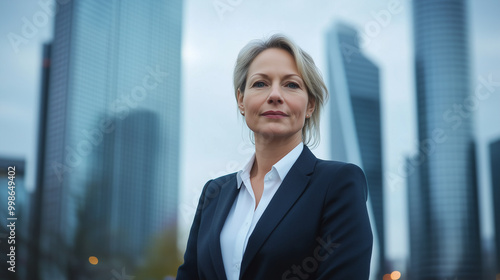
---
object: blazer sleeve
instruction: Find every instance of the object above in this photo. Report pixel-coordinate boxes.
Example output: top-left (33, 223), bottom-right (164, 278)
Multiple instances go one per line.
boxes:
top-left (315, 163), bottom-right (373, 280)
top-left (176, 179), bottom-right (213, 280)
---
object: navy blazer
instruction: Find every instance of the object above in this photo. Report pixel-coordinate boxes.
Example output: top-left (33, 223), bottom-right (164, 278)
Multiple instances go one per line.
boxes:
top-left (177, 145), bottom-right (372, 280)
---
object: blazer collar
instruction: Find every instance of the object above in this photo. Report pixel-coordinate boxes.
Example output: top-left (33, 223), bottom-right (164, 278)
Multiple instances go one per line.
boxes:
top-left (236, 142), bottom-right (304, 189)
top-left (209, 144), bottom-right (317, 280)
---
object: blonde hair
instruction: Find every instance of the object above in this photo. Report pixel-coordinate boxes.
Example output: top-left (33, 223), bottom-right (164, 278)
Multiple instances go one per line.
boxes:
top-left (233, 34), bottom-right (328, 148)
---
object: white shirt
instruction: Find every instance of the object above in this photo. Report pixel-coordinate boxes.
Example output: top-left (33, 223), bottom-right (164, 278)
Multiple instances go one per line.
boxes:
top-left (220, 142), bottom-right (304, 280)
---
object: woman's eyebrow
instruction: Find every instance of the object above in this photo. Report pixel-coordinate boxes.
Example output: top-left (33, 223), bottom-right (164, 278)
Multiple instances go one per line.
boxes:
top-left (249, 73), bottom-right (303, 80)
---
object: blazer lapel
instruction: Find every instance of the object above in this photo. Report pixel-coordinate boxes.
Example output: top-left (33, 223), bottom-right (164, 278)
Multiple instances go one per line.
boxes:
top-left (208, 174), bottom-right (239, 280)
top-left (240, 145), bottom-right (317, 276)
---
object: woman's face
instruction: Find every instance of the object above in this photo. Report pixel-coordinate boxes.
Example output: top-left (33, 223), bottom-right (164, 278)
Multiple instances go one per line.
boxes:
top-left (238, 48), bottom-right (315, 142)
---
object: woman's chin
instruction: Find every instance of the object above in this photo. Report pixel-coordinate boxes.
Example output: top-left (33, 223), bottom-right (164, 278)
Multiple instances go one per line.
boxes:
top-left (254, 130), bottom-right (299, 142)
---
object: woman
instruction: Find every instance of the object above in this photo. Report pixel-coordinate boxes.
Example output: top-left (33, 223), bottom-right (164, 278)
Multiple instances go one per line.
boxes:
top-left (177, 34), bottom-right (372, 280)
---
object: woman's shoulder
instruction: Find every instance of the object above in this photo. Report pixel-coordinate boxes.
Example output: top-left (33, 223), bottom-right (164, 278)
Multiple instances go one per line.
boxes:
top-left (211, 172), bottom-right (237, 184)
top-left (314, 159), bottom-right (368, 201)
top-left (314, 159), bottom-right (365, 177)
top-left (196, 172), bottom-right (237, 206)
top-left (201, 172), bottom-right (238, 192)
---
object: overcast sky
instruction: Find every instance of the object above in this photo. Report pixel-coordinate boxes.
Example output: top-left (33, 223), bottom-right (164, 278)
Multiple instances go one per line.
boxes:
top-left (1, 0), bottom-right (499, 263)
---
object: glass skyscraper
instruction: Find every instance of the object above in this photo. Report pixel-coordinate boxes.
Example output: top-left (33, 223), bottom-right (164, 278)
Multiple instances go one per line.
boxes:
top-left (326, 22), bottom-right (384, 280)
top-left (29, 42), bottom-right (51, 280)
top-left (409, 0), bottom-right (481, 278)
top-left (406, 156), bottom-right (423, 279)
top-left (82, 110), bottom-right (161, 261)
top-left (37, 1), bottom-right (183, 279)
top-left (490, 139), bottom-right (500, 275)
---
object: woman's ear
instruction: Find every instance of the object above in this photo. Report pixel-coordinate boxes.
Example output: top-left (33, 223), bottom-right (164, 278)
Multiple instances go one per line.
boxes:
top-left (307, 97), bottom-right (316, 117)
top-left (237, 88), bottom-right (244, 110)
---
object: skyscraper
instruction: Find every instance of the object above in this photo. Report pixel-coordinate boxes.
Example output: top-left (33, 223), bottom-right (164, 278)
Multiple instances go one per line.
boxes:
top-left (406, 156), bottom-right (423, 280)
top-left (410, 0), bottom-right (481, 278)
top-left (82, 110), bottom-right (161, 262)
top-left (490, 139), bottom-right (500, 274)
top-left (28, 42), bottom-right (51, 280)
top-left (326, 22), bottom-right (384, 280)
top-left (37, 1), bottom-right (183, 278)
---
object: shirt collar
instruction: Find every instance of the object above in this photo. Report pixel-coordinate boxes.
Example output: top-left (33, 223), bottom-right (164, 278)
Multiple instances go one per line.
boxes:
top-left (236, 142), bottom-right (304, 189)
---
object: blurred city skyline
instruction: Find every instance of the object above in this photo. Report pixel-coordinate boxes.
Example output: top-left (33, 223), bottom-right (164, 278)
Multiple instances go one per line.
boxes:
top-left (1, 0), bottom-right (500, 278)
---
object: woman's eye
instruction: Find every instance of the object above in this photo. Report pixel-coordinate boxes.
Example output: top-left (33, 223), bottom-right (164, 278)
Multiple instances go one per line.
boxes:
top-left (286, 82), bottom-right (300, 89)
top-left (253, 81), bottom-right (266, 88)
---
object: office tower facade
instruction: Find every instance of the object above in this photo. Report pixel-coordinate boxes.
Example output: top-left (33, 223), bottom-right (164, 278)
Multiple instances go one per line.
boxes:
top-left (406, 157), bottom-right (424, 280)
top-left (410, 0), bottom-right (481, 279)
top-left (28, 42), bottom-right (52, 280)
top-left (326, 22), bottom-right (384, 280)
top-left (490, 139), bottom-right (500, 274)
top-left (38, 1), bottom-right (183, 279)
top-left (81, 110), bottom-right (160, 261)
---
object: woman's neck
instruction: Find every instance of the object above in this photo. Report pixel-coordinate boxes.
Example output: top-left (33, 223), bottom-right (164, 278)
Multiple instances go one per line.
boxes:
top-left (250, 134), bottom-right (302, 179)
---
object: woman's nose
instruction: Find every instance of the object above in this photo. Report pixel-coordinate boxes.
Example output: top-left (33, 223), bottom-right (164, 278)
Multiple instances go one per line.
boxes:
top-left (267, 84), bottom-right (284, 104)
